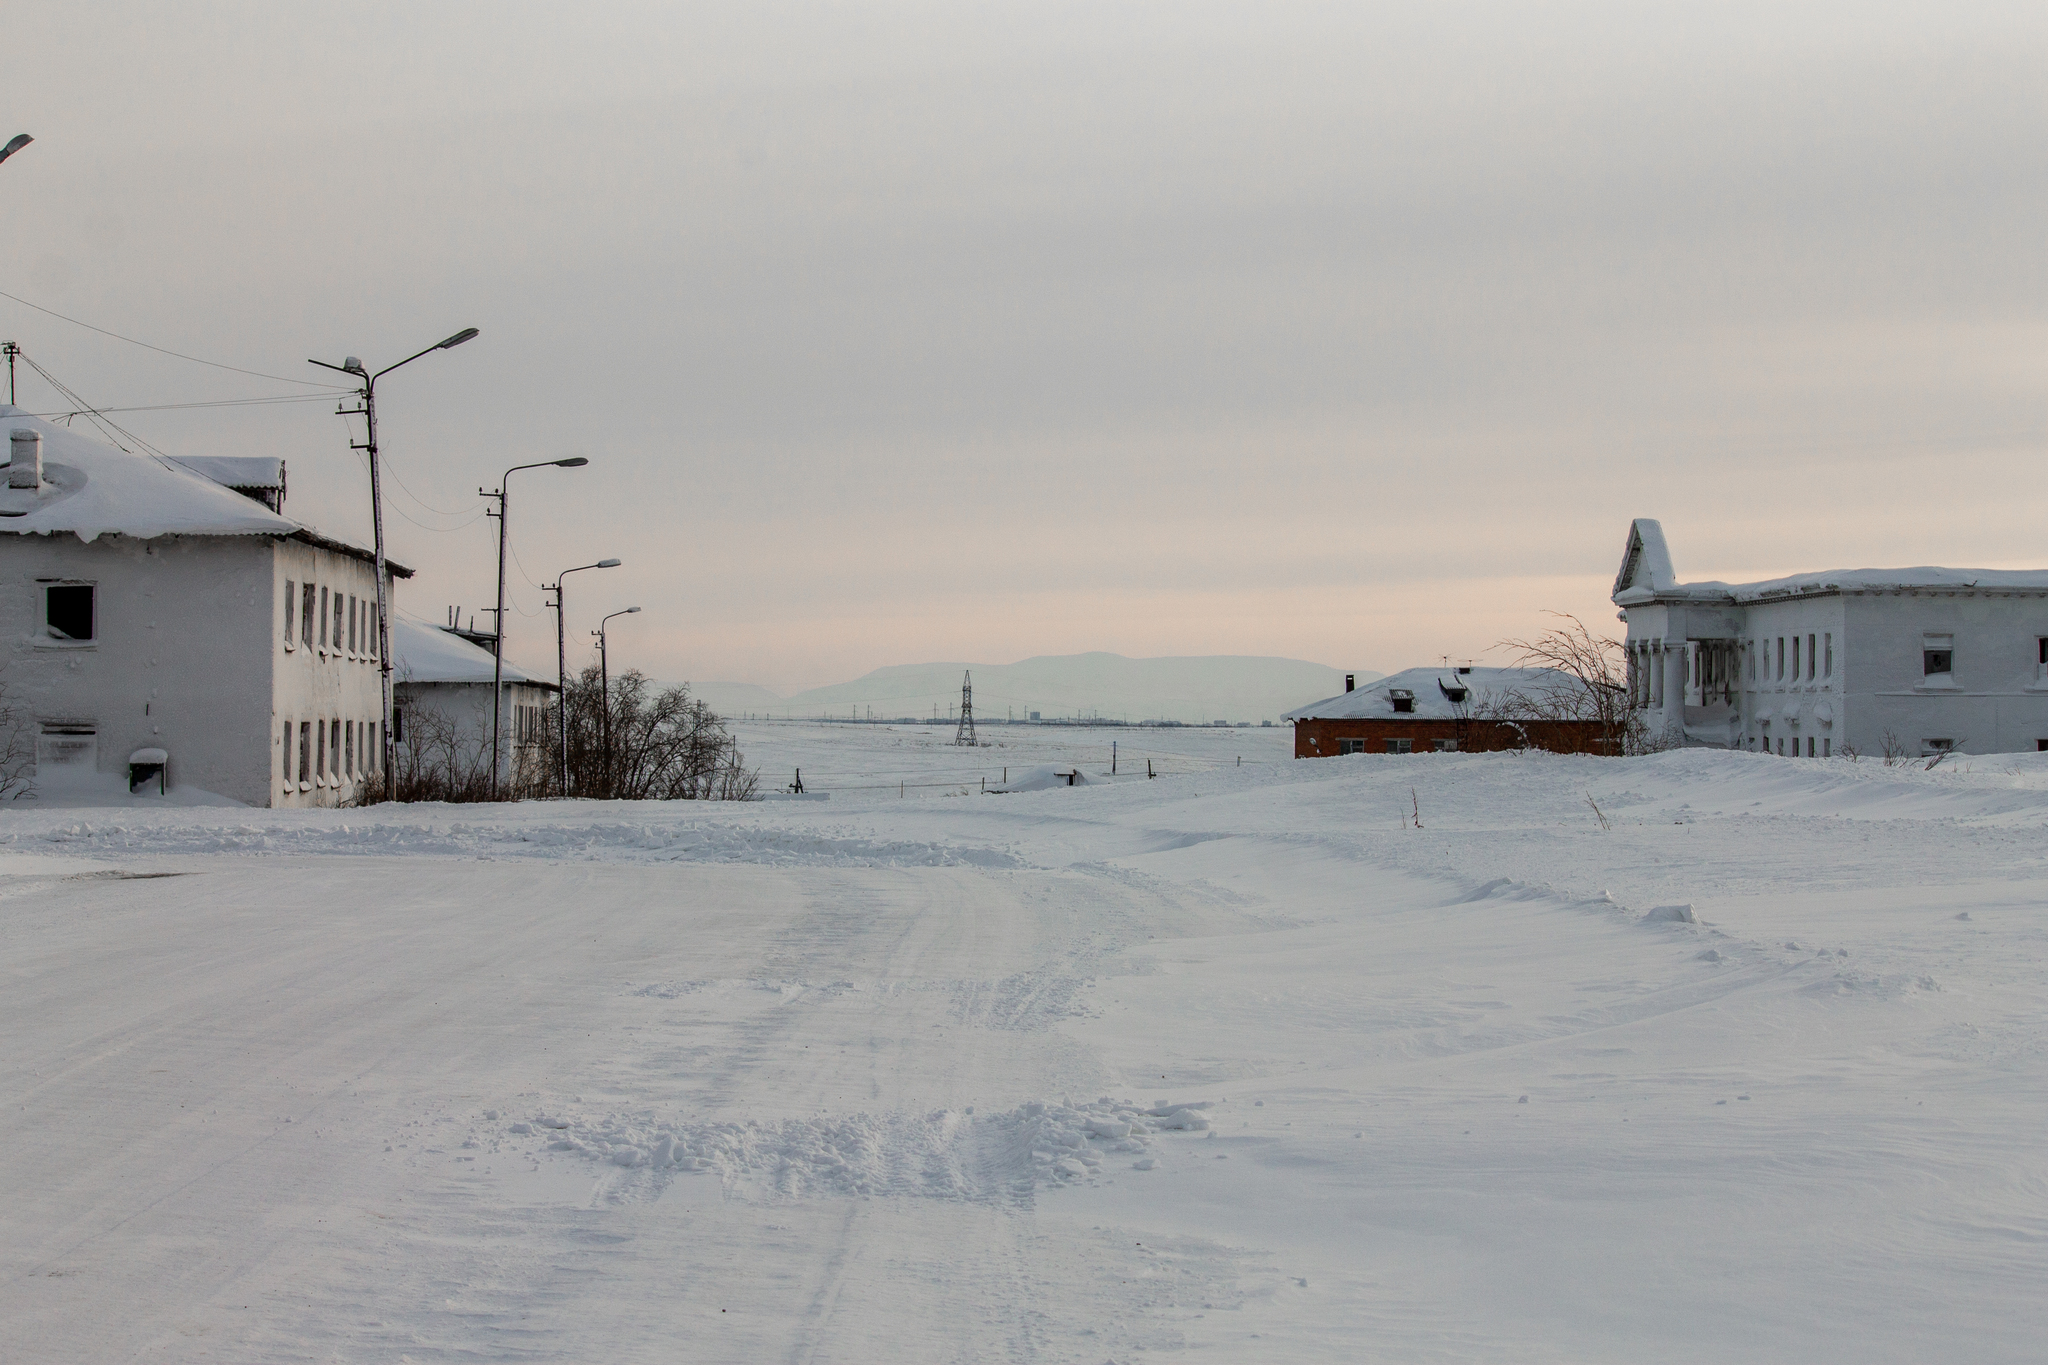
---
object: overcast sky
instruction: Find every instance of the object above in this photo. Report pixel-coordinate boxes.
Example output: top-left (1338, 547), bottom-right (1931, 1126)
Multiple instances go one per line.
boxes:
top-left (4, 2), bottom-right (2043, 691)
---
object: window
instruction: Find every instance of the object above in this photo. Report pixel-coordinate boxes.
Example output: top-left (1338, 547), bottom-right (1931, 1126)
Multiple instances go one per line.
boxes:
top-left (281, 721), bottom-right (292, 788)
top-left (393, 706), bottom-right (405, 743)
top-left (284, 581), bottom-right (296, 649)
top-left (298, 722), bottom-right (311, 788)
top-left (344, 720), bottom-right (354, 777)
top-left (329, 717), bottom-right (341, 778)
top-left (44, 583), bottom-right (95, 641)
top-left (347, 596), bottom-right (357, 655)
top-left (1824, 633), bottom-right (1833, 678)
top-left (315, 719), bottom-right (326, 782)
top-left (1336, 738), bottom-right (1367, 756)
top-left (1822, 738), bottom-right (1831, 757)
top-left (1807, 737), bottom-right (1815, 757)
top-left (332, 597), bottom-right (343, 650)
top-left (2038, 740), bottom-right (2048, 752)
top-left (366, 722), bottom-right (377, 772)
top-left (1388, 689), bottom-right (1415, 714)
top-left (1791, 636), bottom-right (1800, 681)
top-left (1385, 738), bottom-right (1414, 754)
top-left (1776, 638), bottom-right (1784, 681)
top-left (318, 587), bottom-right (329, 652)
top-left (1924, 648), bottom-right (1952, 676)
top-left (369, 603), bottom-right (379, 659)
top-left (301, 583), bottom-right (316, 647)
top-left (1923, 738), bottom-right (1955, 756)
top-left (1807, 634), bottom-right (1816, 680)
top-left (1776, 738), bottom-right (1784, 755)
top-left (1433, 738), bottom-right (1458, 752)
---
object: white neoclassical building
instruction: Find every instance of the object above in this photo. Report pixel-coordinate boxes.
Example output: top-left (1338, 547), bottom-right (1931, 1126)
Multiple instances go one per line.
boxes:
top-left (0, 406), bottom-right (409, 805)
top-left (1614, 518), bottom-right (2048, 757)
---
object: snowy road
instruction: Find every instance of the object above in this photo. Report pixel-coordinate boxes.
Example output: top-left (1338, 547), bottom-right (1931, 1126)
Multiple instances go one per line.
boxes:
top-left (4, 739), bottom-right (2045, 1361)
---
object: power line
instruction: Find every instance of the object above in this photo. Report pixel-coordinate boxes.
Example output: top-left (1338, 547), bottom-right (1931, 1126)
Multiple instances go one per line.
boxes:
top-left (26, 393), bottom-right (339, 418)
top-left (0, 287), bottom-right (347, 390)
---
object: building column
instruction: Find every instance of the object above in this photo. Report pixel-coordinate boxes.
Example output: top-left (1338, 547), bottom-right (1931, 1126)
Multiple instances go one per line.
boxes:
top-left (1663, 641), bottom-right (1686, 731)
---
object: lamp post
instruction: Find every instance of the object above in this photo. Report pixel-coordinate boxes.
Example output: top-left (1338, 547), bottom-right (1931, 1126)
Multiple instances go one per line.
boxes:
top-left (595, 607), bottom-right (641, 799)
top-left (483, 457), bottom-right (590, 798)
top-left (0, 134), bottom-right (31, 168)
top-left (310, 327), bottom-right (479, 789)
top-left (546, 558), bottom-right (621, 797)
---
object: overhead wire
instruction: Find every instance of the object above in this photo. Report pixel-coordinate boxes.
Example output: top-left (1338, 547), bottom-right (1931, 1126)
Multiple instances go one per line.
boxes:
top-left (27, 393), bottom-right (339, 418)
top-left (0, 287), bottom-right (347, 389)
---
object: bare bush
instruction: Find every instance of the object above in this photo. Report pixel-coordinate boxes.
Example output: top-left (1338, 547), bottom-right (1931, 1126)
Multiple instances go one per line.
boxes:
top-left (1490, 612), bottom-right (1644, 754)
top-left (0, 668), bottom-right (34, 802)
top-left (552, 666), bottom-right (758, 801)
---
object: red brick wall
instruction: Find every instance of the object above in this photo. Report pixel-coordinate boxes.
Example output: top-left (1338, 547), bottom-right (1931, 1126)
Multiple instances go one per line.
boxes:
top-left (1293, 718), bottom-right (1612, 758)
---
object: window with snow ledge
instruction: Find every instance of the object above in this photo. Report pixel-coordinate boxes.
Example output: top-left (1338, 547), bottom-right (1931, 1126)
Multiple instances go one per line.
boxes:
top-left (1920, 634), bottom-right (1956, 689)
top-left (40, 582), bottom-right (95, 644)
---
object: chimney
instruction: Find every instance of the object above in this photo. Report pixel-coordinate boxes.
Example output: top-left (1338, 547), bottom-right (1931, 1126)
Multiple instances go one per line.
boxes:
top-left (1344, 673), bottom-right (1355, 692)
top-left (7, 429), bottom-right (41, 490)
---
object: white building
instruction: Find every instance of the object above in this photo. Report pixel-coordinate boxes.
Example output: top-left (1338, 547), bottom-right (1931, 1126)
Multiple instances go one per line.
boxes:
top-left (391, 616), bottom-right (557, 793)
top-left (1615, 518), bottom-right (2048, 757)
top-left (0, 407), bottom-right (408, 805)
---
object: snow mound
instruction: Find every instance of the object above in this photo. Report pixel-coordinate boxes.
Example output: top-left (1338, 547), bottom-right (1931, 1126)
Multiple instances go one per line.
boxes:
top-left (1641, 903), bottom-right (1697, 924)
top-left (988, 764), bottom-right (1102, 793)
top-left (5, 816), bottom-right (1021, 869)
top-left (502, 1096), bottom-right (1216, 1203)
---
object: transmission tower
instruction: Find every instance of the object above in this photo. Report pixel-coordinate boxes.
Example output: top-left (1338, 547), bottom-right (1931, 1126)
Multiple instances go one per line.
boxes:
top-left (955, 670), bottom-right (978, 746)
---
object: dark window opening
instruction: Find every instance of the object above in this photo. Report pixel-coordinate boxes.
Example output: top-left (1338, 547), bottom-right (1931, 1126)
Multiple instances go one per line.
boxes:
top-left (1924, 649), bottom-right (1952, 675)
top-left (46, 584), bottom-right (95, 641)
top-left (1385, 738), bottom-right (1414, 754)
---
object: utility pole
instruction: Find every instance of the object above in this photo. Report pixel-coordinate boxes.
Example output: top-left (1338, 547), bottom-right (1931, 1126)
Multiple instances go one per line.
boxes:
top-left (311, 328), bottom-right (479, 787)
top-left (3, 342), bottom-right (17, 405)
top-left (955, 670), bottom-right (977, 746)
top-left (546, 558), bottom-right (621, 797)
top-left (482, 458), bottom-right (589, 798)
top-left (594, 607), bottom-right (640, 799)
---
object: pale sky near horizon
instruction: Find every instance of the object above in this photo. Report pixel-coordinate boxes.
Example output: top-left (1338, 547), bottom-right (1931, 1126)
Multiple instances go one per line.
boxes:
top-left (3, 2), bottom-right (2042, 693)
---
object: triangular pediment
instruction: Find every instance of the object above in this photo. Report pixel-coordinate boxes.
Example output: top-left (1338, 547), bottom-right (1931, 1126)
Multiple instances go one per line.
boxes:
top-left (1613, 518), bottom-right (1675, 598)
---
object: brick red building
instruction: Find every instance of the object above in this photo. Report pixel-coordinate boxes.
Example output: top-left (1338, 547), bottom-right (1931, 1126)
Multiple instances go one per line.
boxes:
top-left (1284, 666), bottom-right (1611, 758)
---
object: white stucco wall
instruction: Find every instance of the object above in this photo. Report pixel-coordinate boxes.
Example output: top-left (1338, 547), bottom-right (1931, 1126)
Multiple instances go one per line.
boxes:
top-left (1, 531), bottom-right (392, 806)
top-left (4, 533), bottom-right (274, 803)
top-left (271, 538), bottom-right (389, 807)
top-left (394, 678), bottom-right (556, 790)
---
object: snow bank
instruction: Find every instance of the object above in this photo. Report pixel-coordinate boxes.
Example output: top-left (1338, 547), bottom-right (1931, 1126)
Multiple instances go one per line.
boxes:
top-left (495, 1096), bottom-right (1219, 1203)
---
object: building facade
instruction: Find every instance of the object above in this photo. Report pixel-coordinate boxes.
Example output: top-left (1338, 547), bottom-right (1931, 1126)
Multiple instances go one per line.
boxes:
top-left (1285, 666), bottom-right (1610, 757)
top-left (1, 408), bottom-right (409, 806)
top-left (1615, 518), bottom-right (2048, 757)
top-left (391, 616), bottom-right (557, 794)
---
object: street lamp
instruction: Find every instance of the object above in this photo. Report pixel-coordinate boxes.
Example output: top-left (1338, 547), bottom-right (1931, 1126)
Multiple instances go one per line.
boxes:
top-left (545, 557), bottom-right (621, 797)
top-left (484, 456), bottom-right (591, 798)
top-left (0, 135), bottom-right (32, 168)
top-left (310, 327), bottom-right (478, 787)
top-left (595, 607), bottom-right (641, 799)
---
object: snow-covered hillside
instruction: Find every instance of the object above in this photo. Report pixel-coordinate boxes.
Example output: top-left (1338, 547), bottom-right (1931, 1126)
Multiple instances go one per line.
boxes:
top-left (754, 652), bottom-right (1372, 725)
top-left (4, 734), bottom-right (2043, 1361)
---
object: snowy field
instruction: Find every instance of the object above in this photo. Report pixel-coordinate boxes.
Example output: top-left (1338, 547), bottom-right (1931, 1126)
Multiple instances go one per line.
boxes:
top-left (4, 724), bottom-right (2045, 1362)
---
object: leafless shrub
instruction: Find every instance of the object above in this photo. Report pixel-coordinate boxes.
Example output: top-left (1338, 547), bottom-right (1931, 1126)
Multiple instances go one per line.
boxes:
top-left (0, 669), bottom-right (34, 801)
top-left (551, 666), bottom-right (759, 801)
top-left (1586, 793), bottom-right (1610, 830)
top-left (1879, 729), bottom-right (1909, 767)
top-left (1924, 737), bottom-right (1966, 772)
top-left (1490, 612), bottom-right (1644, 754)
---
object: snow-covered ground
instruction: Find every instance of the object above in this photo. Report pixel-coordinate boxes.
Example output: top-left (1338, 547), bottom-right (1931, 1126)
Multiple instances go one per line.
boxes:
top-left (4, 726), bottom-right (2044, 1362)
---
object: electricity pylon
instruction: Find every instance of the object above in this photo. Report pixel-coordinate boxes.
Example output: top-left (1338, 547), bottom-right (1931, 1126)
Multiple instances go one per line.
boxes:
top-left (955, 670), bottom-right (978, 746)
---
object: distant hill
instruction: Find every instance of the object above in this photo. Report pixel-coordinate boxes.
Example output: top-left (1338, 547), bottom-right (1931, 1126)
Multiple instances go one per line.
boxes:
top-left (727, 653), bottom-right (1378, 725)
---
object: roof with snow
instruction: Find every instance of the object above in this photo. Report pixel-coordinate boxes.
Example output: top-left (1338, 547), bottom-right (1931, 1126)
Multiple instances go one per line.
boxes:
top-left (1284, 666), bottom-right (1581, 722)
top-left (0, 406), bottom-right (407, 573)
top-left (1612, 516), bottom-right (2048, 605)
top-left (391, 616), bottom-right (553, 689)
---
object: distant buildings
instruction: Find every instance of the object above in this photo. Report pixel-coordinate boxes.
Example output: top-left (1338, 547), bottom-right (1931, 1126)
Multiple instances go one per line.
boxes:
top-left (391, 616), bottom-right (555, 792)
top-left (1615, 518), bottom-right (2048, 756)
top-left (1285, 666), bottom-right (1609, 757)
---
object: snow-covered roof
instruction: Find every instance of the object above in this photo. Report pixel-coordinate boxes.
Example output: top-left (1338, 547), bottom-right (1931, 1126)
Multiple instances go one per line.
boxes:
top-left (0, 406), bottom-right (404, 573)
top-left (1612, 516), bottom-right (2048, 605)
top-left (392, 616), bottom-right (554, 689)
top-left (1284, 666), bottom-right (1580, 722)
top-left (167, 455), bottom-right (284, 492)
